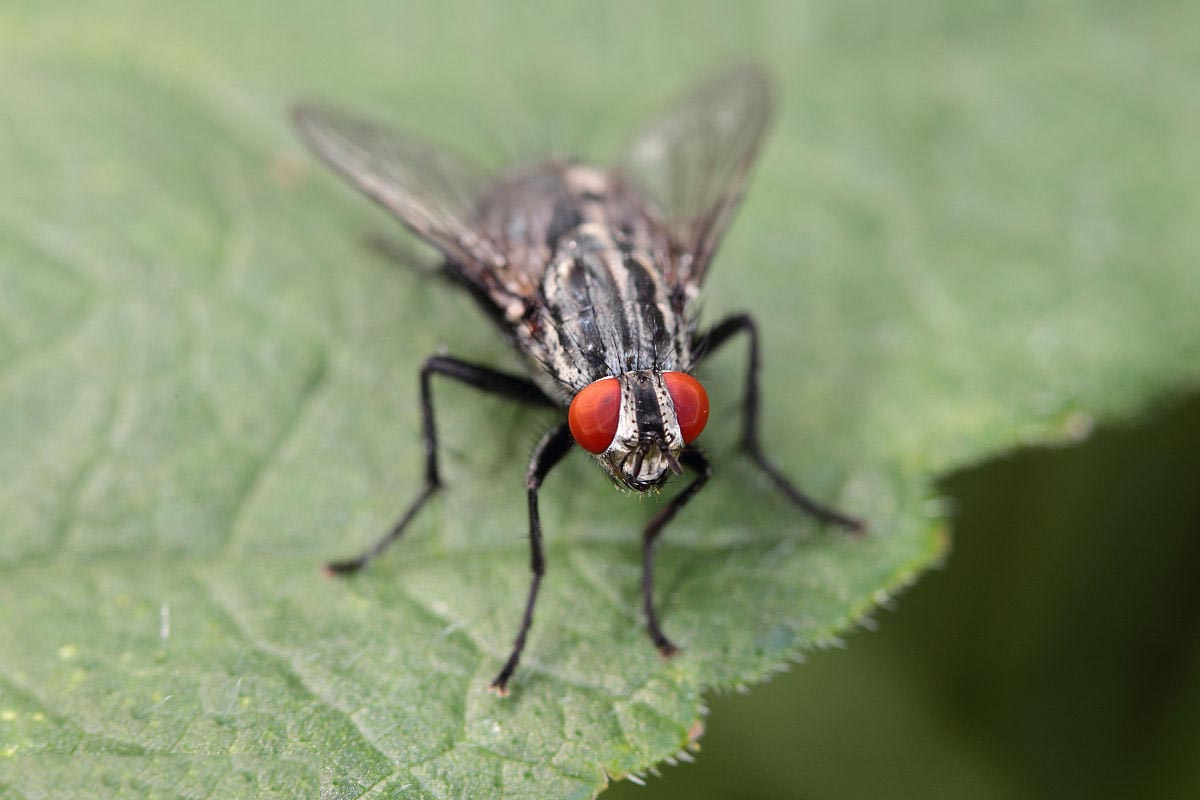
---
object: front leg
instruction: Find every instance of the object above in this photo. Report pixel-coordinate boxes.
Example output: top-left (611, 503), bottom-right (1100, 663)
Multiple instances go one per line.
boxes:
top-left (697, 314), bottom-right (865, 532)
top-left (641, 448), bottom-right (713, 656)
top-left (489, 421), bottom-right (574, 696)
top-left (326, 355), bottom-right (555, 575)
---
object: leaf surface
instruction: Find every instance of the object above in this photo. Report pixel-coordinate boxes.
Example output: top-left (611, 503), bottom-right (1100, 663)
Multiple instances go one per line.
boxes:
top-left (1, 2), bottom-right (1198, 797)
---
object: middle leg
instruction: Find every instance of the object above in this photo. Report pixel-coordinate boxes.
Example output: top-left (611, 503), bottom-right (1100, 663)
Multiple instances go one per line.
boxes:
top-left (696, 314), bottom-right (865, 532)
top-left (327, 355), bottom-right (555, 575)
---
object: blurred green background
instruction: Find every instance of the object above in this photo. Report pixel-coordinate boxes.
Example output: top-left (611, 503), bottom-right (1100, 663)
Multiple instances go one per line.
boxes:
top-left (608, 394), bottom-right (1200, 798)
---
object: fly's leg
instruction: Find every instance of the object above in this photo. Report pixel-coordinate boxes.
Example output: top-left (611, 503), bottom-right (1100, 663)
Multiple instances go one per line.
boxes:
top-left (641, 448), bottom-right (713, 656)
top-left (489, 421), bottom-right (574, 696)
top-left (325, 355), bottom-right (555, 575)
top-left (696, 314), bottom-right (866, 532)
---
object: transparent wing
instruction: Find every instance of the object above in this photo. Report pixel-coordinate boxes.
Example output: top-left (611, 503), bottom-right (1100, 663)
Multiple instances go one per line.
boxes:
top-left (292, 104), bottom-right (506, 276)
top-left (616, 65), bottom-right (775, 287)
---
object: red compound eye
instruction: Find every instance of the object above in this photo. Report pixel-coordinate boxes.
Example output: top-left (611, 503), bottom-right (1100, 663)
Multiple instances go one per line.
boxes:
top-left (568, 377), bottom-right (621, 454)
top-left (663, 372), bottom-right (709, 444)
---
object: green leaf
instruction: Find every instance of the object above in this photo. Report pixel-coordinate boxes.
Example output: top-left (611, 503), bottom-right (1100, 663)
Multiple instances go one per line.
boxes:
top-left (2, 2), bottom-right (1198, 798)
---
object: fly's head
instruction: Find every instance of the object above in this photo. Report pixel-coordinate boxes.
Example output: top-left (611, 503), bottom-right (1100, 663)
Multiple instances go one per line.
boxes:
top-left (568, 370), bottom-right (709, 491)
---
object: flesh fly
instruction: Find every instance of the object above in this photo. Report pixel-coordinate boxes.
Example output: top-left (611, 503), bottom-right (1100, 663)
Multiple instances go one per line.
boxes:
top-left (293, 65), bottom-right (864, 696)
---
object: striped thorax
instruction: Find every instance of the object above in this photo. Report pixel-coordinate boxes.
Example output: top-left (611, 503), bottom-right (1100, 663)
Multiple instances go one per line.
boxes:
top-left (494, 173), bottom-right (702, 490)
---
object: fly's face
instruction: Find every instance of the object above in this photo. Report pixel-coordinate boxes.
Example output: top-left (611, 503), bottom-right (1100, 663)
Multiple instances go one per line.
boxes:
top-left (568, 370), bottom-right (710, 491)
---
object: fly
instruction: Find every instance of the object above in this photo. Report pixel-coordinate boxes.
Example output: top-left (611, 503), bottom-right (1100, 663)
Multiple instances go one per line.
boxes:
top-left (292, 65), bottom-right (865, 696)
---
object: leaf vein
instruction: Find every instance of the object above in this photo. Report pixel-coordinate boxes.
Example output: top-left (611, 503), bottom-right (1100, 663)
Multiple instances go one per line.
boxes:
top-left (222, 349), bottom-right (329, 551)
top-left (193, 572), bottom-right (395, 770)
